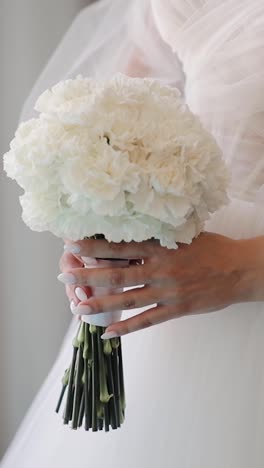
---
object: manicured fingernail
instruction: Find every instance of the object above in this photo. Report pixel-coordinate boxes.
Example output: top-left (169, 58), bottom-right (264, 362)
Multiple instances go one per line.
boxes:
top-left (101, 331), bottom-right (119, 340)
top-left (64, 244), bottom-right (81, 254)
top-left (81, 257), bottom-right (98, 266)
top-left (57, 273), bottom-right (76, 284)
top-left (72, 304), bottom-right (92, 315)
top-left (75, 287), bottom-right (88, 301)
top-left (70, 300), bottom-right (76, 312)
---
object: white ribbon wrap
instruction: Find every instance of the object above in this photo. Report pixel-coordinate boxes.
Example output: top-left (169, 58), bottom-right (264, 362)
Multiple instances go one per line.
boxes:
top-left (80, 257), bottom-right (129, 327)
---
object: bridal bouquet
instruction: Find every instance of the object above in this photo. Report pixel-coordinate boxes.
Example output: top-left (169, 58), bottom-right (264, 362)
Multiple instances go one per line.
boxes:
top-left (3, 74), bottom-right (229, 432)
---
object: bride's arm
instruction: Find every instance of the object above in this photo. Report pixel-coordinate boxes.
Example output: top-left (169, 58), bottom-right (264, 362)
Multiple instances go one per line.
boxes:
top-left (123, 50), bottom-right (151, 78)
top-left (121, 1), bottom-right (184, 88)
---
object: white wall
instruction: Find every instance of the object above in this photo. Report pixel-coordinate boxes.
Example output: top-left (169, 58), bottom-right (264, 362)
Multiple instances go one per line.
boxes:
top-left (0, 0), bottom-right (93, 458)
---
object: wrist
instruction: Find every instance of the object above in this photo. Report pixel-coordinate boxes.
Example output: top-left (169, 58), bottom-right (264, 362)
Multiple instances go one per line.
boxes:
top-left (235, 236), bottom-right (264, 302)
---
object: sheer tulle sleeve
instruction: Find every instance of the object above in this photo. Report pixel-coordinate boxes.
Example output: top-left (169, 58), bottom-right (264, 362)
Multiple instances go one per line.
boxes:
top-left (151, 0), bottom-right (264, 204)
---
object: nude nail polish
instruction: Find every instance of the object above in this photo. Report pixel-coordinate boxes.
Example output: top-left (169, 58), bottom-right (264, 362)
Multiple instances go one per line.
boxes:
top-left (75, 287), bottom-right (88, 301)
top-left (64, 244), bottom-right (81, 254)
top-left (57, 273), bottom-right (76, 284)
top-left (101, 331), bottom-right (119, 340)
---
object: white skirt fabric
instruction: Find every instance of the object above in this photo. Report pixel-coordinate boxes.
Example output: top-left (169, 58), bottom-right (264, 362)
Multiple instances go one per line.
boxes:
top-left (2, 0), bottom-right (264, 466)
top-left (1, 198), bottom-right (264, 468)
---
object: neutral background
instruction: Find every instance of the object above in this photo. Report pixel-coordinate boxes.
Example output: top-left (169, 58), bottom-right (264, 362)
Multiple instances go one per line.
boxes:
top-left (0, 0), bottom-right (94, 458)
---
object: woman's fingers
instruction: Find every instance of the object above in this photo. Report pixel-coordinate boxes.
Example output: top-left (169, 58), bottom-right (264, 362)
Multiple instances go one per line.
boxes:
top-left (58, 264), bottom-right (154, 288)
top-left (64, 238), bottom-right (161, 260)
top-left (59, 250), bottom-right (84, 272)
top-left (103, 296), bottom-right (227, 337)
top-left (59, 250), bottom-right (92, 305)
top-left (103, 303), bottom-right (187, 337)
top-left (65, 285), bottom-right (77, 305)
top-left (71, 285), bottom-right (164, 315)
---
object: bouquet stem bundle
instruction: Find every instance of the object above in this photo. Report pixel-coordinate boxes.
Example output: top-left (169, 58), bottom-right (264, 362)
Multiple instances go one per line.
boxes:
top-left (56, 322), bottom-right (125, 431)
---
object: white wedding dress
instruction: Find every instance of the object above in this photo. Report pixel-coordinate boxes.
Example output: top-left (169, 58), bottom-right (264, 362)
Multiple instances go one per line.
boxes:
top-left (2, 1), bottom-right (264, 467)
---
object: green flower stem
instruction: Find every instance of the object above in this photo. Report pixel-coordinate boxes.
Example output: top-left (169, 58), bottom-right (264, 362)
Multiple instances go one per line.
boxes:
top-left (104, 402), bottom-right (110, 432)
top-left (69, 381), bottom-right (76, 422)
top-left (84, 359), bottom-right (90, 431)
top-left (98, 418), bottom-right (104, 431)
top-left (83, 323), bottom-right (90, 360)
top-left (118, 339), bottom-right (126, 420)
top-left (88, 365), bottom-right (93, 429)
top-left (63, 345), bottom-right (78, 425)
top-left (97, 401), bottom-right (104, 419)
top-left (77, 388), bottom-right (85, 428)
top-left (91, 367), bottom-right (98, 431)
top-left (62, 367), bottom-right (71, 387)
top-left (72, 343), bottom-right (84, 429)
top-left (77, 322), bottom-right (85, 345)
top-left (56, 368), bottom-right (70, 414)
top-left (86, 325), bottom-right (93, 429)
top-left (83, 324), bottom-right (90, 431)
top-left (112, 348), bottom-right (121, 427)
top-left (55, 384), bottom-right (67, 414)
top-left (91, 325), bottom-right (99, 432)
top-left (97, 329), bottom-right (112, 404)
top-left (106, 354), bottom-right (118, 430)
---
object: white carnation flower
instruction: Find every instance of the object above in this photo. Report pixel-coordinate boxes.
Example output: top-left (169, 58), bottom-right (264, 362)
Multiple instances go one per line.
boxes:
top-left (3, 74), bottom-right (229, 249)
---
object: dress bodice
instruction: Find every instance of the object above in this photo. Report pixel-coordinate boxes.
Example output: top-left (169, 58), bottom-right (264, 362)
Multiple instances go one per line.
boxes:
top-left (151, 0), bottom-right (264, 203)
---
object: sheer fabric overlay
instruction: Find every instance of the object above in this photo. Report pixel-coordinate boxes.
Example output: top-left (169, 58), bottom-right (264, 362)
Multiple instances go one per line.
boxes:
top-left (151, 0), bottom-right (264, 202)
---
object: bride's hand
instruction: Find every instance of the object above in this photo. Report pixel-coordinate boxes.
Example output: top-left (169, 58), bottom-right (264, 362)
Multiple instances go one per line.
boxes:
top-left (59, 249), bottom-right (92, 317)
top-left (58, 233), bottom-right (263, 337)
